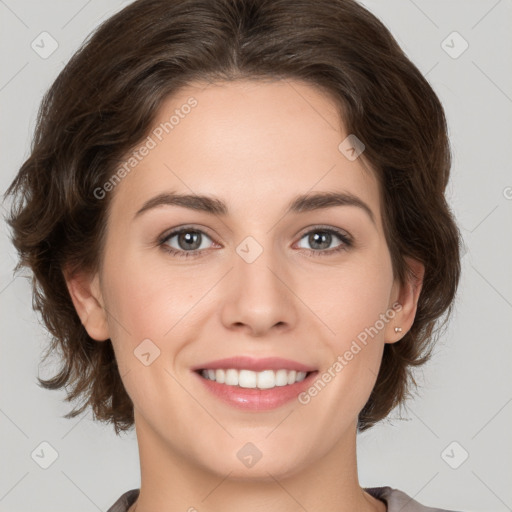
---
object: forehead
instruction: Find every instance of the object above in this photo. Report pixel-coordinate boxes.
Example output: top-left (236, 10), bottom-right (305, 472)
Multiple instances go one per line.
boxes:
top-left (108, 79), bottom-right (380, 225)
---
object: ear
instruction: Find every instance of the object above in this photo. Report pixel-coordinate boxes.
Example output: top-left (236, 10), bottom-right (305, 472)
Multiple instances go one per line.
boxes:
top-left (385, 256), bottom-right (425, 344)
top-left (63, 266), bottom-right (110, 342)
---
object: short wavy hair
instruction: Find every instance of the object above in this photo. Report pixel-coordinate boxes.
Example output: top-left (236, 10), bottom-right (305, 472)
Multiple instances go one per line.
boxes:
top-left (4, 0), bottom-right (461, 434)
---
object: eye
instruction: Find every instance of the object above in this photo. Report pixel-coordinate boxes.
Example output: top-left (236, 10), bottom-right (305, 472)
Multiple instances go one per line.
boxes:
top-left (159, 227), bottom-right (215, 258)
top-left (158, 225), bottom-right (352, 259)
top-left (295, 226), bottom-right (352, 256)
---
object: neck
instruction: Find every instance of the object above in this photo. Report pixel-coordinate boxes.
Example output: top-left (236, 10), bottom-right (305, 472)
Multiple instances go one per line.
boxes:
top-left (128, 413), bottom-right (386, 512)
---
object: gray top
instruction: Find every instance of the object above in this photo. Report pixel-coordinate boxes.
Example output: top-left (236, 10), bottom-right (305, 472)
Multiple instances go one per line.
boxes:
top-left (106, 487), bottom-right (461, 512)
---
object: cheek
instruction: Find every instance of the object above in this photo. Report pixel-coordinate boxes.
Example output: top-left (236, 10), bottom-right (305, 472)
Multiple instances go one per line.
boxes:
top-left (99, 249), bottom-right (179, 369)
top-left (100, 246), bottom-right (220, 379)
top-left (102, 247), bottom-right (198, 334)
top-left (318, 253), bottom-right (394, 343)
top-left (99, 252), bottom-right (198, 417)
top-left (312, 251), bottom-right (394, 399)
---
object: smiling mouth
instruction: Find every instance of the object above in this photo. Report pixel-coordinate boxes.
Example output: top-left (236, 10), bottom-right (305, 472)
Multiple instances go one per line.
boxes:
top-left (195, 368), bottom-right (315, 390)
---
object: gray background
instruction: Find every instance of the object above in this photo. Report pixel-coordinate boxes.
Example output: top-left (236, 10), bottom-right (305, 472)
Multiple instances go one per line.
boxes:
top-left (1, 0), bottom-right (511, 511)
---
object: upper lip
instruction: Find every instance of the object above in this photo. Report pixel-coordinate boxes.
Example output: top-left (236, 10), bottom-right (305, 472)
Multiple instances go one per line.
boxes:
top-left (192, 356), bottom-right (316, 373)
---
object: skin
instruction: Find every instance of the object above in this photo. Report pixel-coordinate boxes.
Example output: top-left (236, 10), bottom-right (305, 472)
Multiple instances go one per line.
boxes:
top-left (65, 79), bottom-right (424, 512)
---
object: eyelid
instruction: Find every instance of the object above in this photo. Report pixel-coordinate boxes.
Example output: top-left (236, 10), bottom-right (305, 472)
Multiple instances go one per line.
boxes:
top-left (294, 223), bottom-right (351, 241)
top-left (158, 224), bottom-right (218, 245)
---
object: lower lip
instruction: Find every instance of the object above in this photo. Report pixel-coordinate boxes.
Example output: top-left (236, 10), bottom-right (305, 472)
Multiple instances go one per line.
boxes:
top-left (193, 371), bottom-right (318, 411)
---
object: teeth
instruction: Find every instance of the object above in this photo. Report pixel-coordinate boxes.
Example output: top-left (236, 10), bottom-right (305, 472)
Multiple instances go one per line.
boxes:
top-left (287, 370), bottom-right (297, 385)
top-left (200, 368), bottom-right (308, 389)
top-left (225, 369), bottom-right (238, 386)
top-left (275, 369), bottom-right (289, 386)
top-left (256, 370), bottom-right (274, 389)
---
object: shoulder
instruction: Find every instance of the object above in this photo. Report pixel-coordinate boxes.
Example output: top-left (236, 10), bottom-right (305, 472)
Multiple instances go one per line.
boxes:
top-left (106, 489), bottom-right (140, 512)
top-left (365, 486), bottom-right (463, 512)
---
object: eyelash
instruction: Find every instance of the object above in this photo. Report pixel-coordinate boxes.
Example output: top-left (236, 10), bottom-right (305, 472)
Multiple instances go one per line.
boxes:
top-left (157, 225), bottom-right (353, 259)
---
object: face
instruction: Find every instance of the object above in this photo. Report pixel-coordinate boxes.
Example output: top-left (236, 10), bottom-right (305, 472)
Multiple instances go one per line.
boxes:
top-left (69, 79), bottom-right (419, 480)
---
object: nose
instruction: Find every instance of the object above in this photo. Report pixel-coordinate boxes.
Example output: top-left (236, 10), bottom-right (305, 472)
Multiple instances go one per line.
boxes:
top-left (219, 240), bottom-right (299, 337)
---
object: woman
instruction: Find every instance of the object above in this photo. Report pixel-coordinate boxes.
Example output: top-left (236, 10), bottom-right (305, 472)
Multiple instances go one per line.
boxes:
top-left (5, 0), bottom-right (462, 510)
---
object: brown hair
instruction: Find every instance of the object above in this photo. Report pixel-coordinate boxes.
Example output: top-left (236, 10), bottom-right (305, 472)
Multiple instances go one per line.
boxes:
top-left (4, 0), bottom-right (461, 434)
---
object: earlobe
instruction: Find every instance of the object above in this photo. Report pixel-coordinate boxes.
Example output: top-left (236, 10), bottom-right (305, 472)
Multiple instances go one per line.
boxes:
top-left (63, 267), bottom-right (110, 341)
top-left (385, 256), bottom-right (425, 344)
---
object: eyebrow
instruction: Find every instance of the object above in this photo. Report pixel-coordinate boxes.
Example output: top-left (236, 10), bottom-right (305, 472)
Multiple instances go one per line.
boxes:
top-left (134, 190), bottom-right (375, 224)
